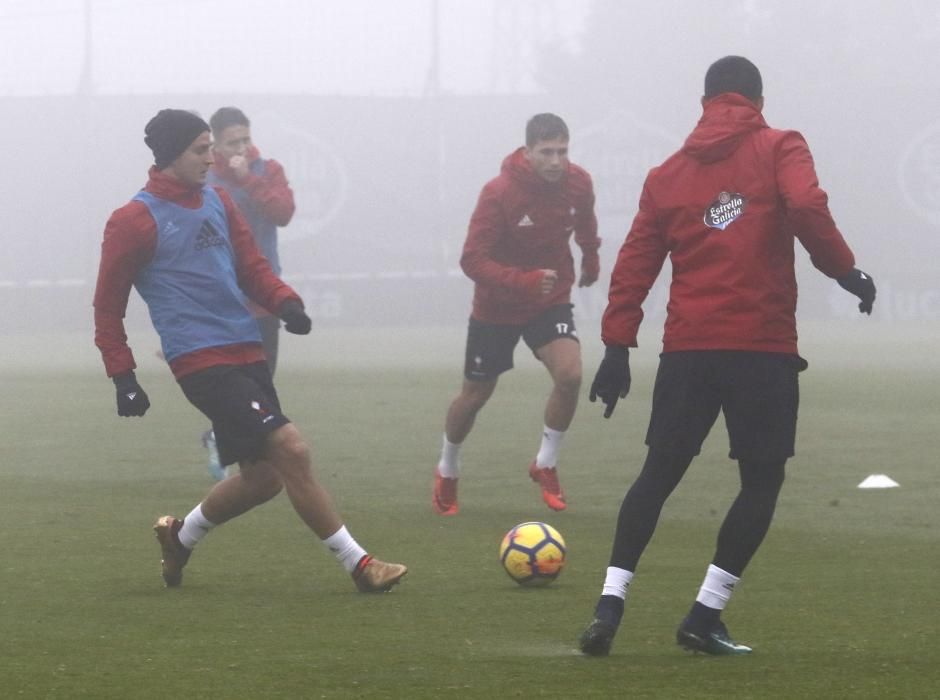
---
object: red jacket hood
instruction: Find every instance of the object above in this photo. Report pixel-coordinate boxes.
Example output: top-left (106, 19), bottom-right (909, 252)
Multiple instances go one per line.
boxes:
top-left (682, 93), bottom-right (768, 164)
top-left (501, 147), bottom-right (568, 191)
top-left (144, 166), bottom-right (204, 206)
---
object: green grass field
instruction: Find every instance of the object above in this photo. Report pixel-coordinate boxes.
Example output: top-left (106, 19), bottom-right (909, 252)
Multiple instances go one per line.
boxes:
top-left (1, 324), bottom-right (938, 699)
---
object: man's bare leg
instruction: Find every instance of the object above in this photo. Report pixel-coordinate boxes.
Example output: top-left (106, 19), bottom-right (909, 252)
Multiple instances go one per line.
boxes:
top-left (529, 337), bottom-right (582, 510)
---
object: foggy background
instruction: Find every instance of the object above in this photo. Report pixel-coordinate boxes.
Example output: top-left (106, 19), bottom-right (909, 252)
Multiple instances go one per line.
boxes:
top-left (1, 0), bottom-right (938, 371)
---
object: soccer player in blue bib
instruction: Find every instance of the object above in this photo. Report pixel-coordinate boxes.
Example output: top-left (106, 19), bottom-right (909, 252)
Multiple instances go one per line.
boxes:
top-left (94, 109), bottom-right (407, 593)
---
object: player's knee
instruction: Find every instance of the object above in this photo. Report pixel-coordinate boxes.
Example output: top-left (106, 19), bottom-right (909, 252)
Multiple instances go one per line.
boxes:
top-left (631, 448), bottom-right (696, 500)
top-left (626, 470), bottom-right (671, 504)
top-left (282, 435), bottom-right (311, 468)
top-left (269, 425), bottom-right (312, 468)
top-left (554, 366), bottom-right (582, 396)
top-left (467, 394), bottom-right (491, 414)
top-left (740, 459), bottom-right (786, 495)
top-left (460, 381), bottom-right (496, 412)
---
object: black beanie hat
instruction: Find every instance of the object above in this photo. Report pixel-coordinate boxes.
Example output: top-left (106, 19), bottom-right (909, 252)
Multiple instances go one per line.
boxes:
top-left (144, 109), bottom-right (210, 169)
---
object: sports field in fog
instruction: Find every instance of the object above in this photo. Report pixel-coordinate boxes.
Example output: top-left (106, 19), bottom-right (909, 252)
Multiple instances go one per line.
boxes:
top-left (1, 323), bottom-right (937, 698)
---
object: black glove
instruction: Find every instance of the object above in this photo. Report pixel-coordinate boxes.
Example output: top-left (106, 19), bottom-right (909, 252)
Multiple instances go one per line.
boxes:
top-left (589, 345), bottom-right (631, 419)
top-left (278, 299), bottom-right (312, 335)
top-left (837, 268), bottom-right (876, 315)
top-left (113, 371), bottom-right (150, 417)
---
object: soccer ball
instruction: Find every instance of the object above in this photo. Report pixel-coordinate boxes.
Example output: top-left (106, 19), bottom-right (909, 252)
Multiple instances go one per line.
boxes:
top-left (499, 521), bottom-right (566, 586)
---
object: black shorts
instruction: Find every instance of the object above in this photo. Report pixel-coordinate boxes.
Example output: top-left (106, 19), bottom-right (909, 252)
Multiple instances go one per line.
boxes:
top-left (464, 304), bottom-right (579, 381)
top-left (645, 350), bottom-right (808, 462)
top-left (179, 362), bottom-right (290, 466)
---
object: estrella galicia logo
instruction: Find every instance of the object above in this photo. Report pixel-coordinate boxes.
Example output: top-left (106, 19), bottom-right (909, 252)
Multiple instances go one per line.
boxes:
top-left (194, 219), bottom-right (225, 250)
top-left (704, 191), bottom-right (747, 231)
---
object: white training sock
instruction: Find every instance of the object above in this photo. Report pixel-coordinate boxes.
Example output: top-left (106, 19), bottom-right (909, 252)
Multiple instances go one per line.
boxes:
top-left (437, 434), bottom-right (461, 479)
top-left (535, 426), bottom-right (565, 469)
top-left (177, 504), bottom-right (216, 550)
top-left (322, 525), bottom-right (368, 573)
top-left (601, 566), bottom-right (635, 600)
top-left (695, 564), bottom-right (740, 610)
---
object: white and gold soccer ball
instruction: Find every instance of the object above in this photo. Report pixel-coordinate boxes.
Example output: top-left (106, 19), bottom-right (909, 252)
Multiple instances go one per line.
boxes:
top-left (499, 521), bottom-right (566, 586)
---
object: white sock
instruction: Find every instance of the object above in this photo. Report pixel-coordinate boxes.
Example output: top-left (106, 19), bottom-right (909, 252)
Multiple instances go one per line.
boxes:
top-left (695, 564), bottom-right (740, 610)
top-left (177, 504), bottom-right (216, 550)
top-left (535, 426), bottom-right (565, 469)
top-left (601, 566), bottom-right (634, 600)
top-left (437, 434), bottom-right (461, 479)
top-left (322, 525), bottom-right (368, 573)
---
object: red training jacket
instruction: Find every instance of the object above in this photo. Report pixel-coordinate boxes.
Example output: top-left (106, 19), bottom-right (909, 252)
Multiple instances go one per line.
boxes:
top-left (603, 93), bottom-right (855, 354)
top-left (461, 147), bottom-right (600, 325)
top-left (93, 167), bottom-right (301, 380)
top-left (210, 145), bottom-right (295, 227)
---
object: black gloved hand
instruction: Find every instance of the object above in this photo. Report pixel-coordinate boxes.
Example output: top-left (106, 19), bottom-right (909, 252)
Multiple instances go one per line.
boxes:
top-left (113, 371), bottom-right (150, 417)
top-left (589, 345), bottom-right (631, 419)
top-left (278, 299), bottom-right (312, 335)
top-left (837, 268), bottom-right (876, 315)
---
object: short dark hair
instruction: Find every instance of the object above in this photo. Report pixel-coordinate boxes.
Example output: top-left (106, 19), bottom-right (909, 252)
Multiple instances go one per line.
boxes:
top-left (704, 56), bottom-right (762, 100)
top-left (209, 106), bottom-right (250, 135)
top-left (525, 113), bottom-right (569, 147)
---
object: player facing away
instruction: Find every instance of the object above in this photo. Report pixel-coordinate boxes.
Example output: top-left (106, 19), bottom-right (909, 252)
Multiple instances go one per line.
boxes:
top-left (93, 109), bottom-right (407, 593)
top-left (433, 113), bottom-right (601, 515)
top-left (577, 57), bottom-right (876, 656)
top-left (199, 106), bottom-right (296, 481)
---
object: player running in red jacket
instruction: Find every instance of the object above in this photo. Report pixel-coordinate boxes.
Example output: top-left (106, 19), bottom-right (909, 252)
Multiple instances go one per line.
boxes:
top-left (578, 57), bottom-right (875, 657)
top-left (433, 113), bottom-right (601, 515)
top-left (94, 108), bottom-right (406, 593)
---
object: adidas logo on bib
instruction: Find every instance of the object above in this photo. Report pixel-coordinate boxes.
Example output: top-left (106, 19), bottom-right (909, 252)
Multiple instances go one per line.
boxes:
top-left (195, 220), bottom-right (225, 250)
